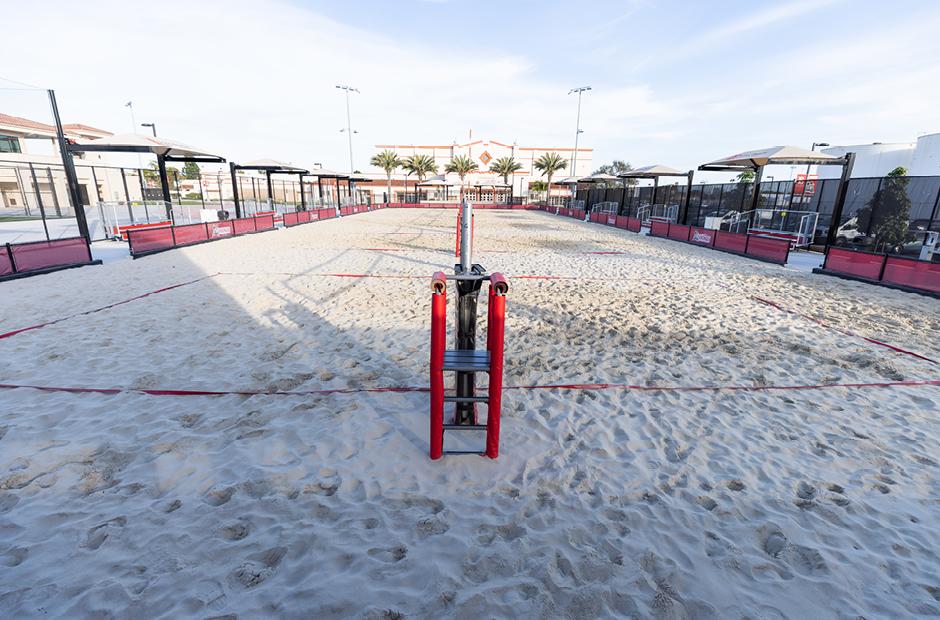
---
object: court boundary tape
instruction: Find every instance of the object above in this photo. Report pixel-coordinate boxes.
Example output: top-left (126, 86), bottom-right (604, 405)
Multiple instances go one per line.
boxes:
top-left (0, 378), bottom-right (937, 399)
top-left (0, 274), bottom-right (219, 341)
top-left (752, 296), bottom-right (937, 364)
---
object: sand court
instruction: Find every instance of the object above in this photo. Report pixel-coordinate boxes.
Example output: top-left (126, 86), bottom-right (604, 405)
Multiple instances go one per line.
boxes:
top-left (1, 208), bottom-right (939, 618)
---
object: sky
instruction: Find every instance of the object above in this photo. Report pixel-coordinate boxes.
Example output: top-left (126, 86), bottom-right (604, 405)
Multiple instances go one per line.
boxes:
top-left (2, 0), bottom-right (940, 181)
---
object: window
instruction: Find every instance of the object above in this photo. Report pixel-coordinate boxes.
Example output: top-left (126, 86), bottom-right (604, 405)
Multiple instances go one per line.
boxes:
top-left (0, 134), bottom-right (22, 153)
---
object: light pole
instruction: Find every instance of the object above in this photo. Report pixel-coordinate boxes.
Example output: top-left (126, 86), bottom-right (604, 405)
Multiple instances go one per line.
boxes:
top-left (336, 85), bottom-right (359, 173)
top-left (125, 101), bottom-right (142, 169)
top-left (568, 86), bottom-right (591, 177)
top-left (141, 122), bottom-right (157, 137)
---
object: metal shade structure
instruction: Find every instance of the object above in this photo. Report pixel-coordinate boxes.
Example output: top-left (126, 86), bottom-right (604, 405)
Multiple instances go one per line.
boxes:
top-left (698, 145), bottom-right (856, 244)
top-left (553, 177), bottom-right (580, 185)
top-left (230, 158), bottom-right (309, 217)
top-left (619, 164), bottom-right (696, 219)
top-left (304, 168), bottom-right (352, 208)
top-left (577, 172), bottom-right (619, 183)
top-left (69, 133), bottom-right (225, 219)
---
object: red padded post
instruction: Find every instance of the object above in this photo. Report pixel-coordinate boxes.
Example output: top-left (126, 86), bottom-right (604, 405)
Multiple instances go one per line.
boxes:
top-left (486, 273), bottom-right (508, 459)
top-left (429, 271), bottom-right (447, 459)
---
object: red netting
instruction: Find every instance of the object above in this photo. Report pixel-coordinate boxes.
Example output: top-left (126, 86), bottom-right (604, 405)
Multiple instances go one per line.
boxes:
top-left (824, 247), bottom-right (885, 280)
top-left (128, 227), bottom-right (175, 255)
top-left (714, 230), bottom-right (748, 254)
top-left (173, 223), bottom-right (209, 246)
top-left (689, 227), bottom-right (716, 247)
top-left (881, 256), bottom-right (940, 294)
top-left (10, 237), bottom-right (91, 272)
top-left (745, 235), bottom-right (790, 264)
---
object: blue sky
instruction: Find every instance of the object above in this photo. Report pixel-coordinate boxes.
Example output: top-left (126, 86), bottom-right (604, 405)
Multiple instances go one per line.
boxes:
top-left (3, 0), bottom-right (939, 179)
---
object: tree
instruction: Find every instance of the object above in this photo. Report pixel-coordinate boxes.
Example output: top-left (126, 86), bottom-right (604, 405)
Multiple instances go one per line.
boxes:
top-left (403, 154), bottom-right (438, 182)
top-left (868, 166), bottom-right (912, 252)
top-left (735, 170), bottom-right (755, 183)
top-left (370, 149), bottom-right (402, 204)
top-left (533, 152), bottom-right (568, 204)
top-left (445, 154), bottom-right (479, 199)
top-left (141, 162), bottom-right (181, 191)
top-left (593, 160), bottom-right (634, 187)
top-left (489, 156), bottom-right (523, 185)
top-left (181, 161), bottom-right (201, 180)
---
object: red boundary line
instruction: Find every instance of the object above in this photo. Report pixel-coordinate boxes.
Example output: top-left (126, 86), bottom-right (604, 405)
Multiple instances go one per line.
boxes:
top-left (752, 296), bottom-right (937, 365)
top-left (0, 379), bottom-right (937, 399)
top-left (0, 274), bottom-right (218, 341)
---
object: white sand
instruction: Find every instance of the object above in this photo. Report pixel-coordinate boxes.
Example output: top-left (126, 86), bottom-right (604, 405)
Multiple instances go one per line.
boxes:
top-left (1, 208), bottom-right (939, 619)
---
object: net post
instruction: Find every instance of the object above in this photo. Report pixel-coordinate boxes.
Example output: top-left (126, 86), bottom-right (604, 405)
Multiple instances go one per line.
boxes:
top-left (429, 272), bottom-right (447, 460)
top-left (486, 273), bottom-right (508, 459)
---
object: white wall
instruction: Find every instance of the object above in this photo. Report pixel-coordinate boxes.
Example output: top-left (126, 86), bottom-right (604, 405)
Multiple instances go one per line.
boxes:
top-left (908, 133), bottom-right (940, 177)
top-left (818, 143), bottom-right (915, 179)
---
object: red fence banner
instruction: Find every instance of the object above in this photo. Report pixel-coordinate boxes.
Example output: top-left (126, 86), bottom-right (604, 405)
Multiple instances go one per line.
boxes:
top-left (714, 230), bottom-right (748, 254)
top-left (298, 211), bottom-right (312, 224)
top-left (823, 247), bottom-right (885, 281)
top-left (667, 224), bottom-right (691, 242)
top-left (0, 246), bottom-right (12, 277)
top-left (744, 235), bottom-right (790, 265)
top-left (208, 222), bottom-right (234, 239)
top-left (255, 214), bottom-right (275, 230)
top-left (173, 223), bottom-right (209, 247)
top-left (317, 208), bottom-right (335, 220)
top-left (881, 256), bottom-right (940, 294)
top-left (649, 220), bottom-right (669, 237)
top-left (628, 217), bottom-right (641, 233)
top-left (689, 226), bottom-right (716, 247)
top-left (232, 218), bottom-right (256, 235)
top-left (127, 227), bottom-right (174, 255)
top-left (6, 237), bottom-right (94, 275)
top-left (283, 212), bottom-right (299, 227)
top-left (605, 214), bottom-right (617, 226)
top-left (615, 215), bottom-right (630, 230)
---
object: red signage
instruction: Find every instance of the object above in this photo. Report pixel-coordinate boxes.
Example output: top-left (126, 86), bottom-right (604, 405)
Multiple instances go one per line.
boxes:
top-left (794, 173), bottom-right (817, 196)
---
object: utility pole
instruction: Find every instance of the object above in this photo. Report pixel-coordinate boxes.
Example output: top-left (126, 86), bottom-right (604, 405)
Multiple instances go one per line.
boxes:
top-left (336, 85), bottom-right (359, 173)
top-left (568, 86), bottom-right (591, 178)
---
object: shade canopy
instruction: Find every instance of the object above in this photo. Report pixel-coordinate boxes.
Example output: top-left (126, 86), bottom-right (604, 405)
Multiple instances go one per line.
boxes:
top-left (578, 172), bottom-right (619, 183)
top-left (237, 158), bottom-right (308, 173)
top-left (416, 178), bottom-right (453, 186)
top-left (698, 145), bottom-right (841, 171)
top-left (619, 164), bottom-right (687, 178)
top-left (71, 132), bottom-right (225, 162)
top-left (306, 168), bottom-right (350, 179)
top-left (553, 177), bottom-right (580, 185)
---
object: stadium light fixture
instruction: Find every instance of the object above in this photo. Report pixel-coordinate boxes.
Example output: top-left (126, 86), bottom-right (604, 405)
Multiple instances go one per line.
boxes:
top-left (336, 85), bottom-right (360, 173)
top-left (568, 86), bottom-right (591, 177)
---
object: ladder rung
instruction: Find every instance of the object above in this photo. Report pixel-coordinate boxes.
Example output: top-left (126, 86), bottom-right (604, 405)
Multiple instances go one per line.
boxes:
top-left (444, 396), bottom-right (488, 403)
top-left (443, 424), bottom-right (488, 431)
top-left (443, 349), bottom-right (490, 372)
top-left (442, 450), bottom-right (485, 455)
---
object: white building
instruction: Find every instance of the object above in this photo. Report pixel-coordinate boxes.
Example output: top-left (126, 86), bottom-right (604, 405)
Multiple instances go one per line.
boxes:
top-left (372, 138), bottom-right (592, 201)
top-left (819, 133), bottom-right (940, 179)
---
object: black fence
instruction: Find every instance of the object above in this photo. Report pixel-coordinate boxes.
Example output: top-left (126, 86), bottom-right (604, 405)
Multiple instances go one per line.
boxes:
top-left (575, 175), bottom-right (940, 258)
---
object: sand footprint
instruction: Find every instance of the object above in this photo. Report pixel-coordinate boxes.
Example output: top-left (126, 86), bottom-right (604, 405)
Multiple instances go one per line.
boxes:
top-left (230, 546), bottom-right (287, 588)
top-left (204, 486), bottom-right (235, 506)
top-left (367, 545), bottom-right (408, 563)
top-left (83, 516), bottom-right (127, 550)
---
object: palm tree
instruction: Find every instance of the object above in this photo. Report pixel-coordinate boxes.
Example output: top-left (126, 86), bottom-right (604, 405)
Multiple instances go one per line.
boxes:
top-left (403, 154), bottom-right (439, 202)
top-left (370, 149), bottom-right (402, 205)
top-left (489, 156), bottom-right (523, 202)
top-left (533, 152), bottom-right (568, 205)
top-left (445, 154), bottom-right (479, 200)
